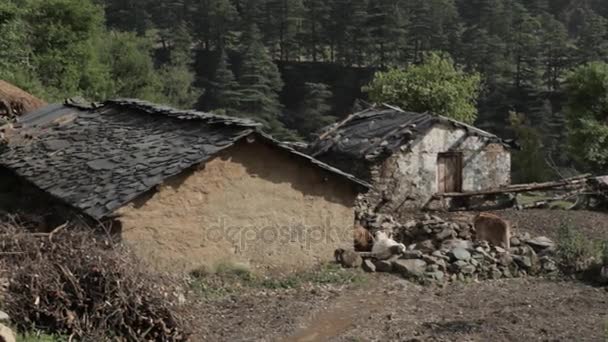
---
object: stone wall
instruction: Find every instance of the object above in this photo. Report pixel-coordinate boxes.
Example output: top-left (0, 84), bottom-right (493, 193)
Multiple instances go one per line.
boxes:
top-left (371, 124), bottom-right (511, 213)
top-left (117, 139), bottom-right (358, 274)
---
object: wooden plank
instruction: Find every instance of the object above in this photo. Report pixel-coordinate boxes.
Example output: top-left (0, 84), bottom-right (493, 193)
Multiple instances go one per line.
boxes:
top-left (437, 175), bottom-right (591, 198)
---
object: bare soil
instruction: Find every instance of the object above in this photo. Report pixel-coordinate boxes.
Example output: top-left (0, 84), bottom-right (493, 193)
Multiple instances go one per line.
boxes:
top-left (188, 210), bottom-right (608, 342)
top-left (190, 275), bottom-right (607, 342)
top-left (494, 209), bottom-right (608, 242)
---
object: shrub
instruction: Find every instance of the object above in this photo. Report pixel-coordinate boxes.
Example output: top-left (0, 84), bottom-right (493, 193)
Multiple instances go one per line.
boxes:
top-left (556, 224), bottom-right (600, 273)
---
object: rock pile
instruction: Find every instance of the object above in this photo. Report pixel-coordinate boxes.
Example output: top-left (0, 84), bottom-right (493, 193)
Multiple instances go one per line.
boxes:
top-left (350, 212), bottom-right (558, 283)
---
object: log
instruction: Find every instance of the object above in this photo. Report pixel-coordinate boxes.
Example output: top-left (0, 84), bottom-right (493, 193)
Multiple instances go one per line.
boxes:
top-left (437, 174), bottom-right (592, 198)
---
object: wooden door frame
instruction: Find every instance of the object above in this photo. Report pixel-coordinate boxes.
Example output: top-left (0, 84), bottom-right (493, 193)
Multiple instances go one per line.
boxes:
top-left (437, 152), bottom-right (463, 193)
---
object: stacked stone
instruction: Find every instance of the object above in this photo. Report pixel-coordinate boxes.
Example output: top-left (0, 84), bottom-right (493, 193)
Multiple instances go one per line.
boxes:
top-left (354, 212), bottom-right (559, 283)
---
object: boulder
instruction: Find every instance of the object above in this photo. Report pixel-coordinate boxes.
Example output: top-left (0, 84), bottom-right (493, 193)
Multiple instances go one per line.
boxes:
top-left (474, 213), bottom-right (511, 249)
top-left (0, 324), bottom-right (15, 342)
top-left (392, 259), bottom-right (427, 278)
top-left (449, 248), bottom-right (471, 261)
top-left (362, 259), bottom-right (376, 273)
top-left (512, 255), bottom-right (532, 270)
top-left (0, 311), bottom-right (8, 323)
top-left (373, 259), bottom-right (393, 272)
top-left (401, 250), bottom-right (423, 259)
top-left (460, 264), bottom-right (477, 275)
top-left (441, 239), bottom-right (473, 252)
top-left (416, 240), bottom-right (436, 253)
top-left (525, 236), bottom-right (555, 252)
top-left (540, 256), bottom-right (558, 273)
top-left (337, 249), bottom-right (363, 268)
top-left (435, 228), bottom-right (456, 241)
top-left (510, 236), bottom-right (521, 247)
top-left (426, 271), bottom-right (445, 282)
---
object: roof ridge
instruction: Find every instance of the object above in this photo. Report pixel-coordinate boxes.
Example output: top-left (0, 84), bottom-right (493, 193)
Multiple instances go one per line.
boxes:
top-left (106, 98), bottom-right (263, 128)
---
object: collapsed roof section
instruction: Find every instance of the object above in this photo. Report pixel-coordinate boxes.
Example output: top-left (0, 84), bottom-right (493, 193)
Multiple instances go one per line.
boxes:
top-left (309, 104), bottom-right (515, 163)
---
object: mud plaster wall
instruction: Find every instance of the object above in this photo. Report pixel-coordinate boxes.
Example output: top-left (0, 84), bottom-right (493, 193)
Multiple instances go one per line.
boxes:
top-left (372, 124), bottom-right (511, 213)
top-left (116, 140), bottom-right (358, 274)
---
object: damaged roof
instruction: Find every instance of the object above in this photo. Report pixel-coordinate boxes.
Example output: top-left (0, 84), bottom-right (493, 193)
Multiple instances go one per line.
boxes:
top-left (1, 99), bottom-right (369, 219)
top-left (309, 104), bottom-right (513, 162)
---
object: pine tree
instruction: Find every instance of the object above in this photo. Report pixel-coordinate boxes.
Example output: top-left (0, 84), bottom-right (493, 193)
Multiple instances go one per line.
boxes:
top-left (158, 24), bottom-right (200, 108)
top-left (302, 0), bottom-right (330, 62)
top-left (367, 0), bottom-right (408, 67)
top-left (576, 9), bottom-right (608, 63)
top-left (202, 49), bottom-right (241, 113)
top-left (236, 24), bottom-right (292, 137)
top-left (344, 0), bottom-right (370, 66)
top-left (285, 82), bottom-right (335, 139)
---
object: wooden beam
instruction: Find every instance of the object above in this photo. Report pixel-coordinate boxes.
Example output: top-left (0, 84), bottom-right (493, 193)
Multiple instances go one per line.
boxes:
top-left (437, 174), bottom-right (592, 198)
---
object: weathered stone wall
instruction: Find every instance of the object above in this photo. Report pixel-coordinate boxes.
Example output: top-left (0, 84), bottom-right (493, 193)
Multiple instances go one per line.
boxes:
top-left (371, 124), bottom-right (511, 213)
top-left (117, 140), bottom-right (358, 274)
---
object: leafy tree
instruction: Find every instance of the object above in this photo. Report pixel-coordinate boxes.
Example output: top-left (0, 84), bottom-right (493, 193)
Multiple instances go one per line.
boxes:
top-left (363, 52), bottom-right (482, 123)
top-left (25, 0), bottom-right (112, 100)
top-left (564, 62), bottom-right (608, 171)
top-left (0, 1), bottom-right (29, 79)
top-left (157, 24), bottom-right (200, 108)
top-left (99, 31), bottom-right (162, 101)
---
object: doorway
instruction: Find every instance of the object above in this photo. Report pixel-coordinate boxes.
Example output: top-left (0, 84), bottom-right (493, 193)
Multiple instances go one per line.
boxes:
top-left (437, 152), bottom-right (463, 193)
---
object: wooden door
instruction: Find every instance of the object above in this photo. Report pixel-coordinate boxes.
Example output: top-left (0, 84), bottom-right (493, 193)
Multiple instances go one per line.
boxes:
top-left (437, 153), bottom-right (463, 193)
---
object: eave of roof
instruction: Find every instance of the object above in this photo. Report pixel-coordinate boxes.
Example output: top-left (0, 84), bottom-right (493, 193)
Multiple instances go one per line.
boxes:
top-left (3, 99), bottom-right (369, 219)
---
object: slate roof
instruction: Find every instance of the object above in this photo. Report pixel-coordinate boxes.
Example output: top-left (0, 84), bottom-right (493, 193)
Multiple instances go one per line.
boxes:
top-left (1, 99), bottom-right (369, 219)
top-left (309, 104), bottom-right (513, 162)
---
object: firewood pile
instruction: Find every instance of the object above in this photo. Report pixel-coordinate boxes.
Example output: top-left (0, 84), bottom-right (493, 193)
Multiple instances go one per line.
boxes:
top-left (0, 222), bottom-right (189, 341)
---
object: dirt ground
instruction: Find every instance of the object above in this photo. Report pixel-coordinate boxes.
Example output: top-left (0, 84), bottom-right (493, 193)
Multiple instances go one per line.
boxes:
top-left (191, 275), bottom-right (607, 342)
top-left (494, 209), bottom-right (608, 242)
top-left (189, 209), bottom-right (608, 342)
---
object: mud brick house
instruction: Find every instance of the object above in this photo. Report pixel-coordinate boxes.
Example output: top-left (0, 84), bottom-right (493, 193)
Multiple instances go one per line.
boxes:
top-left (0, 99), bottom-right (369, 273)
top-left (308, 105), bottom-right (513, 213)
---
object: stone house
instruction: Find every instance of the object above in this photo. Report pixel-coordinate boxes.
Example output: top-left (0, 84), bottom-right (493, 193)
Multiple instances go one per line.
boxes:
top-left (308, 105), bottom-right (513, 214)
top-left (0, 99), bottom-right (369, 273)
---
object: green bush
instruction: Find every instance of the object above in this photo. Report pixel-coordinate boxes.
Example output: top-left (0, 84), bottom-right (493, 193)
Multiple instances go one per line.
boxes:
top-left (556, 224), bottom-right (601, 273)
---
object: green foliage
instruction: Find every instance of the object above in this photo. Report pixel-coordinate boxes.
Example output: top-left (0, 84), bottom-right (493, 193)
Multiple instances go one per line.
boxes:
top-left (564, 62), bottom-right (608, 171)
top-left (25, 0), bottom-right (110, 100)
top-left (99, 31), bottom-right (162, 101)
top-left (556, 224), bottom-right (601, 273)
top-left (190, 262), bottom-right (367, 300)
top-left (0, 1), bottom-right (30, 80)
top-left (17, 333), bottom-right (67, 342)
top-left (236, 24), bottom-right (297, 139)
top-left (364, 52), bottom-right (481, 123)
top-left (204, 49), bottom-right (242, 113)
top-left (509, 111), bottom-right (552, 182)
top-left (285, 82), bottom-right (335, 140)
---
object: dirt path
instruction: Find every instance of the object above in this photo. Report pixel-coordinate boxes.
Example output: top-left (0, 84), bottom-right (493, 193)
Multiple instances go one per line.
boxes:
top-left (285, 280), bottom-right (390, 342)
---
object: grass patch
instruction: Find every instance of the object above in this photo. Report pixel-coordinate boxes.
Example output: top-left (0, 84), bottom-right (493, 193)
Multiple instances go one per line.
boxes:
top-left (16, 332), bottom-right (67, 342)
top-left (556, 224), bottom-right (604, 274)
top-left (190, 262), bottom-right (368, 299)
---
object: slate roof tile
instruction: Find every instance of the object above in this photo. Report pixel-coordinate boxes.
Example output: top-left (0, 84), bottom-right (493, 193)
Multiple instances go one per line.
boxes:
top-left (2, 98), bottom-right (369, 219)
top-left (308, 104), bottom-right (514, 162)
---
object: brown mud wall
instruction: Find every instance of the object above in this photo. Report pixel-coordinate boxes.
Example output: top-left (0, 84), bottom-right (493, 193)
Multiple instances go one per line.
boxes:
top-left (117, 140), bottom-right (358, 274)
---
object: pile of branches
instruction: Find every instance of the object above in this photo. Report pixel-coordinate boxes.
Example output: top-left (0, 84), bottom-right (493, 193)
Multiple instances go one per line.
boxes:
top-left (0, 220), bottom-right (190, 341)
